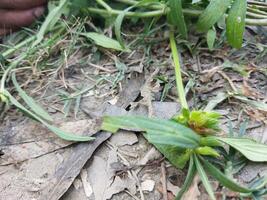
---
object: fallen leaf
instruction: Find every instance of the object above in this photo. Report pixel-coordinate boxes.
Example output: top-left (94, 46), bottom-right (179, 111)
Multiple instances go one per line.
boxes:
top-left (80, 169), bottom-right (93, 198)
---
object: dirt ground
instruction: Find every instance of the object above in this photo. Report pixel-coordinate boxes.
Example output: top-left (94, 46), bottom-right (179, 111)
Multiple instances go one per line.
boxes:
top-left (0, 26), bottom-right (266, 200)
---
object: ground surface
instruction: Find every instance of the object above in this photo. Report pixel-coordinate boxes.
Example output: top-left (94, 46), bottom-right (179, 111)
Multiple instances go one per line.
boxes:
top-left (0, 23), bottom-right (266, 200)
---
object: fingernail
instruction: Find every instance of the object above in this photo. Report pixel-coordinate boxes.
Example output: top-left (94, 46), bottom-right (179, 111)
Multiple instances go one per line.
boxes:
top-left (33, 7), bottom-right (45, 18)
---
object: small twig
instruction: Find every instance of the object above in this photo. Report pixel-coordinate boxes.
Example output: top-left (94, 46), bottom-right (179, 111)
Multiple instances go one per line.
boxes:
top-left (161, 162), bottom-right (168, 200)
top-left (88, 62), bottom-right (117, 73)
top-left (217, 71), bottom-right (238, 92)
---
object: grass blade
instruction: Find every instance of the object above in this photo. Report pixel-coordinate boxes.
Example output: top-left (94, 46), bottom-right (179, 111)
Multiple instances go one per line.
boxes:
top-left (11, 73), bottom-right (53, 122)
top-left (175, 156), bottom-right (196, 199)
top-left (207, 28), bottom-right (216, 50)
top-left (226, 0), bottom-right (247, 48)
top-left (197, 0), bottom-right (230, 32)
top-left (3, 90), bottom-right (94, 142)
top-left (114, 0), bottom-right (159, 47)
top-left (194, 154), bottom-right (216, 200)
top-left (168, 0), bottom-right (188, 39)
top-left (233, 95), bottom-right (267, 112)
top-left (199, 156), bottom-right (253, 193)
top-left (33, 0), bottom-right (68, 46)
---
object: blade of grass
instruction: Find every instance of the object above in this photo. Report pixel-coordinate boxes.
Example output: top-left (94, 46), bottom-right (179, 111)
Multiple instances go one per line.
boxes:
top-left (169, 30), bottom-right (188, 109)
top-left (114, 0), bottom-right (159, 47)
top-left (11, 72), bottom-right (53, 122)
top-left (193, 154), bottom-right (216, 200)
top-left (175, 155), bottom-right (196, 199)
top-left (199, 156), bottom-right (253, 193)
top-left (168, 0), bottom-right (188, 39)
top-left (3, 90), bottom-right (94, 141)
top-left (32, 0), bottom-right (68, 47)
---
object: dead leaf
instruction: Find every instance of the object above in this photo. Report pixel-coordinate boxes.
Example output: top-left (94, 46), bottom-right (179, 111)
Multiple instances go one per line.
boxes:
top-left (80, 169), bottom-right (93, 198)
top-left (109, 130), bottom-right (138, 147)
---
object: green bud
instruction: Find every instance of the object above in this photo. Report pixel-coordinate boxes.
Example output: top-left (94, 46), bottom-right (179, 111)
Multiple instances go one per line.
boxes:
top-left (195, 146), bottom-right (220, 157)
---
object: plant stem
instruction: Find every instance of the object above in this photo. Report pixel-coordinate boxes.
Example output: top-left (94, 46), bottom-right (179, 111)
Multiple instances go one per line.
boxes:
top-left (169, 30), bottom-right (188, 109)
top-left (87, 7), bottom-right (267, 25)
top-left (1, 36), bottom-right (36, 58)
top-left (96, 0), bottom-right (112, 11)
top-left (87, 7), bottom-right (167, 18)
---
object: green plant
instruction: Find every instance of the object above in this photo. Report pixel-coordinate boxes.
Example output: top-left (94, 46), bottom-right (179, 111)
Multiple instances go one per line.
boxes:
top-left (99, 1), bottom-right (267, 198)
top-left (0, 3), bottom-right (266, 198)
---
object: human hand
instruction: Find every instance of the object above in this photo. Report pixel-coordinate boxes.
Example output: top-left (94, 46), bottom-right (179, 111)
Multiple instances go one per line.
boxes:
top-left (0, 0), bottom-right (47, 36)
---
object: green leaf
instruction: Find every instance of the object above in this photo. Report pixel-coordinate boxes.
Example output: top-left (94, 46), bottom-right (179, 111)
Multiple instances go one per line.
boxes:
top-left (3, 90), bottom-right (94, 142)
top-left (195, 146), bottom-right (220, 157)
top-left (175, 156), bottom-right (196, 200)
top-left (11, 73), bottom-right (53, 122)
top-left (153, 144), bottom-right (192, 169)
top-left (114, 6), bottom-right (133, 48)
top-left (33, 0), bottom-right (68, 47)
top-left (146, 130), bottom-right (199, 149)
top-left (216, 137), bottom-right (267, 162)
top-left (194, 154), bottom-right (216, 200)
top-left (80, 32), bottom-right (128, 52)
top-left (233, 95), bottom-right (267, 112)
top-left (199, 156), bottom-right (253, 193)
top-left (204, 92), bottom-right (229, 111)
top-left (207, 28), bottom-right (216, 50)
top-left (197, 0), bottom-right (230, 32)
top-left (114, 0), bottom-right (158, 47)
top-left (102, 116), bottom-right (201, 143)
top-left (168, 0), bottom-right (188, 39)
top-left (226, 0), bottom-right (247, 48)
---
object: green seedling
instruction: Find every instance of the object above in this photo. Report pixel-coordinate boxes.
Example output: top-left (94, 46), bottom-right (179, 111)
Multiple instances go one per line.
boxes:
top-left (100, 6), bottom-right (267, 198)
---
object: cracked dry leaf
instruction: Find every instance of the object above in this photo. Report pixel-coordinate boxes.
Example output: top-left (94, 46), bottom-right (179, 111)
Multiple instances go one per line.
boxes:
top-left (87, 150), bottom-right (137, 200)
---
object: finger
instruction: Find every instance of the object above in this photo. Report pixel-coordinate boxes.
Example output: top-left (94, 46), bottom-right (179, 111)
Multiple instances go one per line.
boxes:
top-left (0, 6), bottom-right (44, 29)
top-left (0, 0), bottom-right (47, 9)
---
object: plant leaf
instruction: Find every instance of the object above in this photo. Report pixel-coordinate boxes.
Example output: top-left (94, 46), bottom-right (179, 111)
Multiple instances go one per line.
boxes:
top-left (175, 156), bottom-right (196, 200)
top-left (115, 0), bottom-right (158, 47)
top-left (152, 144), bottom-right (192, 169)
top-left (194, 154), bottom-right (216, 200)
top-left (102, 116), bottom-right (201, 143)
top-left (233, 95), bottom-right (267, 112)
top-left (168, 0), bottom-right (188, 39)
top-left (199, 156), bottom-right (253, 193)
top-left (197, 0), bottom-right (230, 32)
top-left (204, 92), bottom-right (229, 111)
top-left (11, 73), bottom-right (53, 122)
top-left (226, 0), bottom-right (247, 48)
top-left (207, 28), bottom-right (216, 50)
top-left (216, 137), bottom-right (267, 162)
top-left (80, 32), bottom-right (128, 52)
top-left (33, 0), bottom-right (68, 47)
top-left (146, 130), bottom-right (199, 149)
top-left (3, 90), bottom-right (94, 142)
